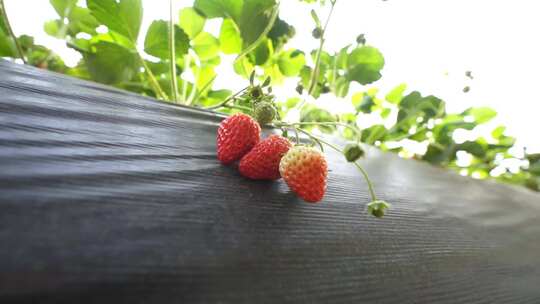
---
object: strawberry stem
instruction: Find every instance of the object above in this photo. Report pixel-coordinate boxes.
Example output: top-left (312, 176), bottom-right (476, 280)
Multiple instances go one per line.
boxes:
top-left (224, 104), bottom-right (252, 112)
top-left (0, 0), bottom-right (26, 64)
top-left (296, 128), bottom-right (324, 151)
top-left (352, 162), bottom-right (377, 202)
top-left (283, 121), bottom-right (362, 142)
top-left (307, 0), bottom-right (337, 96)
top-left (292, 126), bottom-right (300, 144)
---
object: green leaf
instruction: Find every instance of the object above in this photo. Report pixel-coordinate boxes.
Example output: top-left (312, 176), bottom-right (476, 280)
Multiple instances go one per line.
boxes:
top-left (0, 34), bottom-right (15, 57)
top-left (457, 141), bottom-right (486, 158)
top-left (44, 20), bottom-right (63, 38)
top-left (199, 89), bottom-right (232, 107)
top-left (336, 45), bottom-right (350, 69)
top-left (361, 124), bottom-right (387, 145)
top-left (88, 32), bottom-right (132, 49)
top-left (144, 20), bottom-right (189, 59)
top-left (248, 38), bottom-right (270, 65)
top-left (18, 35), bottom-right (34, 50)
top-left (195, 66), bottom-right (216, 90)
top-left (526, 153), bottom-right (540, 164)
top-left (219, 19), bottom-right (242, 54)
top-left (432, 114), bottom-right (476, 145)
top-left (525, 177), bottom-right (539, 190)
top-left (529, 161), bottom-right (540, 176)
top-left (237, 0), bottom-right (276, 47)
top-left (203, 56), bottom-right (221, 66)
top-left (346, 46), bottom-right (385, 85)
top-left (311, 50), bottom-right (332, 69)
top-left (386, 83), bottom-right (407, 104)
top-left (310, 9), bottom-right (321, 27)
top-left (423, 144), bottom-right (453, 165)
top-left (193, 32), bottom-right (220, 60)
top-left (491, 125), bottom-right (506, 139)
top-left (145, 60), bottom-right (170, 75)
top-left (333, 77), bottom-right (350, 98)
top-left (86, 0), bottom-right (143, 42)
top-left (179, 8), bottom-right (206, 39)
top-left (397, 91), bottom-right (446, 132)
top-left (401, 93), bottom-right (445, 119)
top-left (300, 105), bottom-right (336, 133)
top-left (380, 108), bottom-right (391, 119)
top-left (50, 0), bottom-right (78, 18)
top-left (300, 66), bottom-right (311, 88)
top-left (462, 107), bottom-right (497, 124)
top-left (267, 17), bottom-right (294, 51)
top-left (352, 92), bottom-right (375, 114)
top-left (83, 41), bottom-right (139, 84)
top-left (49, 0), bottom-right (100, 36)
top-left (69, 7), bottom-right (100, 35)
top-left (193, 0), bottom-right (243, 20)
top-left (233, 56), bottom-right (254, 78)
top-left (286, 97), bottom-right (301, 108)
top-left (277, 49), bottom-right (305, 76)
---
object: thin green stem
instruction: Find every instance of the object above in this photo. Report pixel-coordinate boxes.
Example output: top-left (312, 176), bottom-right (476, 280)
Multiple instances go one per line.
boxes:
top-left (169, 0), bottom-right (179, 102)
top-left (0, 0), bottom-right (26, 64)
top-left (282, 121), bottom-right (362, 142)
top-left (181, 53), bottom-right (191, 102)
top-left (353, 162), bottom-right (377, 202)
top-left (307, 0), bottom-right (336, 95)
top-left (303, 131), bottom-right (340, 154)
top-left (296, 128), bottom-right (324, 151)
top-left (224, 104), bottom-right (252, 112)
top-left (292, 126), bottom-right (300, 144)
top-left (191, 74), bottom-right (217, 106)
top-left (205, 86), bottom-right (249, 110)
top-left (138, 54), bottom-right (169, 100)
top-left (331, 54), bottom-right (338, 92)
top-left (186, 68), bottom-right (200, 105)
top-left (390, 125), bottom-right (427, 142)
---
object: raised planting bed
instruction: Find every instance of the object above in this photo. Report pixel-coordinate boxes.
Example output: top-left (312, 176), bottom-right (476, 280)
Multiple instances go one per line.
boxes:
top-left (1, 60), bottom-right (540, 303)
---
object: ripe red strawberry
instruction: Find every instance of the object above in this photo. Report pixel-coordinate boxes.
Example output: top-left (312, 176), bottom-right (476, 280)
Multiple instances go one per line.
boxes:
top-left (217, 113), bottom-right (261, 164)
top-left (239, 135), bottom-right (292, 180)
top-left (279, 146), bottom-right (328, 203)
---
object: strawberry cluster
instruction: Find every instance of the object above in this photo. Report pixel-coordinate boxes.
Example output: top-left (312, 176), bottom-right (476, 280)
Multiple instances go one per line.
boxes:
top-left (217, 113), bottom-right (328, 203)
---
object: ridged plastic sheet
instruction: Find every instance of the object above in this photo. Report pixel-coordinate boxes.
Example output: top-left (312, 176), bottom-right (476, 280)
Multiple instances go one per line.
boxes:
top-left (1, 60), bottom-right (539, 303)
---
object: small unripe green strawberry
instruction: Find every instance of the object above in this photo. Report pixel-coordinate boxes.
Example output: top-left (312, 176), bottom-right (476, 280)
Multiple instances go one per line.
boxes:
top-left (253, 101), bottom-right (276, 125)
top-left (217, 113), bottom-right (261, 164)
top-left (343, 143), bottom-right (365, 162)
top-left (279, 146), bottom-right (328, 203)
top-left (239, 135), bottom-right (292, 180)
top-left (312, 27), bottom-right (322, 39)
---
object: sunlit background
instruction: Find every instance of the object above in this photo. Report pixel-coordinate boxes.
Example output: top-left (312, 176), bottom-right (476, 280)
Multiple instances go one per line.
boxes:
top-left (6, 0), bottom-right (540, 155)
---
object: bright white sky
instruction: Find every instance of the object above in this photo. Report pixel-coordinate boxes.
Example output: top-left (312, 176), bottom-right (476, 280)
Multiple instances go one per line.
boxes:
top-left (6, 0), bottom-right (540, 152)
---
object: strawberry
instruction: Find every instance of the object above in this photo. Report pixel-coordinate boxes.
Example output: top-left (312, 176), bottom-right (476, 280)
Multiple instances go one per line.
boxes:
top-left (239, 135), bottom-right (292, 180)
top-left (217, 113), bottom-right (261, 165)
top-left (279, 146), bottom-right (328, 203)
top-left (253, 101), bottom-right (276, 125)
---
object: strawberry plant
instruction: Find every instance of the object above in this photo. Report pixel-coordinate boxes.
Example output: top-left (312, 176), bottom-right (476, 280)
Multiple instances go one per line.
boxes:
top-left (0, 0), bottom-right (537, 200)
